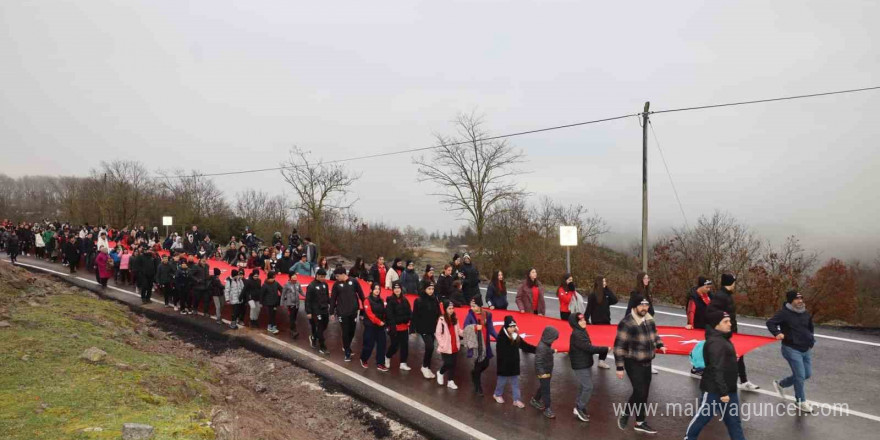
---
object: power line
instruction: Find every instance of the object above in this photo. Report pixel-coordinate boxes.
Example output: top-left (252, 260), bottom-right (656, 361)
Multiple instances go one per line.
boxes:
top-left (651, 85), bottom-right (880, 115)
top-left (164, 84), bottom-right (880, 179)
top-left (647, 119), bottom-right (690, 230)
top-left (165, 113), bottom-right (640, 179)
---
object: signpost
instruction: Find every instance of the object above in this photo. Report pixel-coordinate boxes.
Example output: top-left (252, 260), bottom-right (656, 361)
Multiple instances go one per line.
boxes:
top-left (162, 216), bottom-right (173, 238)
top-left (559, 225), bottom-right (578, 273)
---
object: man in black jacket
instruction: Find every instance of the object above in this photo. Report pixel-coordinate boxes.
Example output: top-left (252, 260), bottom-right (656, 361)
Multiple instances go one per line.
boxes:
top-left (684, 310), bottom-right (746, 440)
top-left (767, 290), bottom-right (816, 413)
top-left (568, 313), bottom-right (610, 422)
top-left (330, 267), bottom-right (365, 361)
top-left (305, 268), bottom-right (330, 354)
top-left (709, 273), bottom-right (759, 391)
top-left (156, 255), bottom-right (175, 308)
top-left (412, 281), bottom-right (441, 379)
top-left (136, 250), bottom-right (157, 304)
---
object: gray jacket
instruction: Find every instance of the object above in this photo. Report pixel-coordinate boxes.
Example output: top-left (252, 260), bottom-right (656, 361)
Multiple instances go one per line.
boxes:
top-left (534, 327), bottom-right (559, 376)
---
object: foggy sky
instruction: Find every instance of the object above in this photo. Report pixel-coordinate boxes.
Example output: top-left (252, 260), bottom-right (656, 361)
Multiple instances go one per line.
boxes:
top-left (1, 0), bottom-right (878, 261)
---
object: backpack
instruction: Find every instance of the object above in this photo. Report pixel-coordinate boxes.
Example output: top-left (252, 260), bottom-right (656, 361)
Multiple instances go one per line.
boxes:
top-left (689, 340), bottom-right (706, 369)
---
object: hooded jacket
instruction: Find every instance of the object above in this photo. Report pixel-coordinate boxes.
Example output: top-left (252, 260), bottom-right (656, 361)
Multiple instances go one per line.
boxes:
top-left (280, 280), bottom-right (302, 308)
top-left (260, 279), bottom-right (282, 306)
top-left (399, 269), bottom-right (420, 294)
top-left (708, 287), bottom-right (738, 332)
top-left (766, 303), bottom-right (815, 352)
top-left (411, 291), bottom-right (441, 335)
top-left (700, 327), bottom-right (739, 396)
top-left (534, 327), bottom-right (559, 376)
top-left (225, 277), bottom-right (244, 304)
top-left (568, 314), bottom-right (609, 370)
top-left (242, 276), bottom-right (263, 303)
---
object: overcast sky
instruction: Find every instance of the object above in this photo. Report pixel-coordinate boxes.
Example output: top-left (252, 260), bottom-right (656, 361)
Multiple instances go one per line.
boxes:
top-left (2, 0), bottom-right (878, 260)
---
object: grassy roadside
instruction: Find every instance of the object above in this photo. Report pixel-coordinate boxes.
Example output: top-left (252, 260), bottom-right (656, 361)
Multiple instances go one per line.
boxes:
top-left (0, 266), bottom-right (215, 440)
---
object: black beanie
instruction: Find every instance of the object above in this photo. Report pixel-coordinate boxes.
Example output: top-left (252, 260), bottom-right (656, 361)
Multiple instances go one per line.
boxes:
top-left (425, 264), bottom-right (434, 273)
top-left (503, 315), bottom-right (517, 328)
top-left (706, 309), bottom-right (729, 328)
top-left (213, 268), bottom-right (221, 276)
top-left (786, 290), bottom-right (803, 303)
top-left (721, 273), bottom-right (736, 287)
top-left (697, 276), bottom-right (713, 288)
top-left (316, 268), bottom-right (327, 276)
top-left (333, 266), bottom-right (346, 276)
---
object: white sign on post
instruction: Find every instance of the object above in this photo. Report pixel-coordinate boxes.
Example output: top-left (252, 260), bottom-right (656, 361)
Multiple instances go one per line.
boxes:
top-left (162, 216), bottom-right (173, 226)
top-left (560, 226), bottom-right (578, 247)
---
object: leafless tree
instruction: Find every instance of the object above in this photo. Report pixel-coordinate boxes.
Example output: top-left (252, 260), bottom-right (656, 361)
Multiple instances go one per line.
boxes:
top-left (234, 189), bottom-right (289, 239)
top-left (91, 160), bottom-right (153, 227)
top-left (280, 147), bottom-right (359, 246)
top-left (414, 112), bottom-right (526, 249)
top-left (155, 169), bottom-right (229, 231)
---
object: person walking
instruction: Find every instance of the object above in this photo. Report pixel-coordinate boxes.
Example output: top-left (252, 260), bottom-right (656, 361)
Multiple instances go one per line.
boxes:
top-left (399, 261), bottom-right (420, 295)
top-left (174, 261), bottom-right (192, 314)
top-left (209, 268), bottom-right (225, 324)
top-left (360, 282), bottom-right (389, 371)
top-left (281, 273), bottom-right (302, 338)
top-left (485, 270), bottom-right (509, 310)
top-left (462, 298), bottom-right (497, 396)
top-left (156, 255), bottom-right (175, 308)
top-left (569, 312), bottom-right (610, 422)
top-left (493, 316), bottom-right (536, 408)
top-left (614, 295), bottom-right (666, 434)
top-left (95, 247), bottom-right (112, 288)
top-left (137, 250), bottom-right (157, 304)
top-left (434, 300), bottom-right (461, 389)
top-left (686, 276), bottom-right (714, 376)
top-left (767, 290), bottom-right (817, 413)
top-left (305, 268), bottom-right (330, 354)
top-left (556, 273), bottom-right (576, 321)
top-left (225, 270), bottom-right (245, 329)
top-left (330, 267), bottom-right (365, 361)
top-left (529, 326), bottom-right (560, 419)
top-left (412, 281), bottom-right (441, 379)
top-left (585, 276), bottom-right (616, 369)
top-left (684, 310), bottom-right (747, 440)
top-left (261, 271), bottom-right (283, 334)
top-left (515, 268), bottom-right (545, 315)
top-left (385, 281), bottom-right (412, 371)
top-left (710, 273), bottom-right (760, 391)
top-left (243, 269), bottom-right (263, 327)
top-left (461, 254), bottom-right (480, 305)
top-left (189, 259), bottom-right (209, 313)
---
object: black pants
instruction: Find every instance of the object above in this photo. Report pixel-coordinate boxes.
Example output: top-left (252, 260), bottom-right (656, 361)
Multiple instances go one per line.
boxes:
top-left (265, 305), bottom-right (277, 327)
top-left (623, 359), bottom-right (653, 422)
top-left (98, 277), bottom-right (108, 288)
top-left (192, 289), bottom-right (206, 312)
top-left (420, 334), bottom-right (435, 368)
top-left (201, 291), bottom-right (213, 315)
top-left (159, 283), bottom-right (173, 305)
top-left (287, 306), bottom-right (299, 335)
top-left (386, 329), bottom-right (409, 363)
top-left (340, 315), bottom-right (357, 356)
top-left (231, 303), bottom-right (245, 323)
top-left (472, 357), bottom-right (490, 392)
top-left (310, 314), bottom-right (328, 348)
top-left (139, 279), bottom-right (153, 301)
top-left (738, 355), bottom-right (748, 383)
top-left (119, 269), bottom-right (129, 284)
top-left (360, 325), bottom-right (386, 365)
top-left (534, 377), bottom-right (552, 409)
top-left (440, 353), bottom-right (457, 381)
top-left (178, 289), bottom-right (190, 310)
top-left (560, 311), bottom-right (571, 321)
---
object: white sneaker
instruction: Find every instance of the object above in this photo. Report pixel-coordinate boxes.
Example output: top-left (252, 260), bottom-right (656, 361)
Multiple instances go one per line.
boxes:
top-left (797, 401), bottom-right (816, 413)
top-left (420, 367), bottom-right (432, 379)
top-left (739, 381), bottom-right (760, 391)
top-left (494, 395), bottom-right (505, 404)
top-left (447, 380), bottom-right (458, 390)
top-left (399, 362), bottom-right (411, 371)
top-left (651, 366), bottom-right (659, 374)
top-left (436, 372), bottom-right (445, 385)
top-left (772, 380), bottom-right (787, 399)
top-left (597, 360), bottom-right (610, 369)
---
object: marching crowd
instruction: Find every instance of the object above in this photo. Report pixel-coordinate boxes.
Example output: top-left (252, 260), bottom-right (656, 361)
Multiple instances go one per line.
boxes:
top-left (2, 219), bottom-right (818, 438)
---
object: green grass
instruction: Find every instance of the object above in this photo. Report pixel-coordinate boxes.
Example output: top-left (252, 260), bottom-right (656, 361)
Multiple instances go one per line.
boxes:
top-left (0, 276), bottom-right (216, 439)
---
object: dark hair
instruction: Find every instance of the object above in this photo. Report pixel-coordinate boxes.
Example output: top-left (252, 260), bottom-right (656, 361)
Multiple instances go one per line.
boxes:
top-left (452, 279), bottom-right (462, 290)
top-left (370, 282), bottom-right (381, 295)
top-left (267, 271), bottom-right (276, 279)
top-left (634, 272), bottom-right (651, 301)
top-left (526, 268), bottom-right (539, 288)
top-left (491, 270), bottom-right (506, 293)
top-left (251, 269), bottom-right (261, 278)
top-left (441, 300), bottom-right (458, 325)
top-left (559, 272), bottom-right (572, 290)
top-left (592, 276), bottom-right (606, 304)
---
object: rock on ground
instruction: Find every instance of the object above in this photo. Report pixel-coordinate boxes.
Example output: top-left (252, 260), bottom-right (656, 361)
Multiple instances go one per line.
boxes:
top-left (80, 347), bottom-right (107, 363)
top-left (122, 423), bottom-right (154, 439)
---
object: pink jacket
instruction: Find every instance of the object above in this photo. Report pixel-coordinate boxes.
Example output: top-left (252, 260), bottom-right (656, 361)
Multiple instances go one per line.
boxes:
top-left (120, 254), bottom-right (131, 270)
top-left (435, 317), bottom-right (461, 354)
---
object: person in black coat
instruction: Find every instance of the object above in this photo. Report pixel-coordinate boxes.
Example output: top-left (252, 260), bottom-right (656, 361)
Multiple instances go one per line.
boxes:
top-left (708, 273), bottom-right (759, 391)
top-left (569, 313), bottom-right (610, 421)
top-left (260, 271), bottom-right (283, 334)
top-left (241, 269), bottom-right (263, 327)
top-left (399, 261), bottom-right (420, 295)
top-left (360, 282), bottom-right (388, 369)
top-left (304, 268), bottom-right (330, 353)
top-left (6, 232), bottom-right (19, 265)
top-left (385, 281), bottom-right (413, 370)
top-left (63, 236), bottom-right (80, 273)
top-left (492, 316), bottom-right (536, 407)
top-left (585, 276), bottom-right (617, 369)
top-left (136, 251), bottom-right (158, 304)
top-left (684, 310), bottom-right (746, 440)
top-left (460, 254), bottom-right (481, 304)
top-left (485, 270), bottom-right (509, 310)
top-left (411, 281), bottom-right (441, 378)
top-left (330, 267), bottom-right (365, 360)
top-left (767, 291), bottom-right (816, 410)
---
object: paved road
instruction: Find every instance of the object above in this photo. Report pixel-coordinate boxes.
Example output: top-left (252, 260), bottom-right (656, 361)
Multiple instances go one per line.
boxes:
top-left (7, 256), bottom-right (879, 440)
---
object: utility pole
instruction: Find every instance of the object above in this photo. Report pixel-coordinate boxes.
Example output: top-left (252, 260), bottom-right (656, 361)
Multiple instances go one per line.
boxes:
top-left (641, 102), bottom-right (650, 273)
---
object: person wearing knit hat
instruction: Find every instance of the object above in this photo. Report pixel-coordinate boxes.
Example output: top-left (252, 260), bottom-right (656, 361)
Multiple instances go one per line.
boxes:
top-left (493, 314), bottom-right (536, 408)
top-left (412, 281), bottom-right (441, 379)
top-left (686, 276), bottom-right (714, 331)
top-left (767, 290), bottom-right (816, 413)
top-left (708, 272), bottom-right (759, 392)
top-left (400, 260), bottom-right (420, 294)
top-left (419, 265), bottom-right (436, 294)
top-left (331, 267), bottom-right (365, 361)
top-left (305, 268), bottom-right (330, 353)
top-left (684, 310), bottom-right (746, 440)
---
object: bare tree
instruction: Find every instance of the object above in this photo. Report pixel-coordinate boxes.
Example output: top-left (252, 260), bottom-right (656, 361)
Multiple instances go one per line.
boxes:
top-left (91, 160), bottom-right (153, 227)
top-left (155, 169), bottom-right (228, 231)
top-left (234, 189), bottom-right (289, 239)
top-left (414, 112), bottom-right (525, 249)
top-left (280, 147), bottom-right (359, 246)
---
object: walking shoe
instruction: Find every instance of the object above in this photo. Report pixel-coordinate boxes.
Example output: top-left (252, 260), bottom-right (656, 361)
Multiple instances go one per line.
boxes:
top-left (446, 380), bottom-right (458, 390)
top-left (651, 366), bottom-right (659, 374)
top-left (309, 335), bottom-right (317, 348)
top-left (269, 326), bottom-right (279, 334)
top-left (690, 368), bottom-right (704, 378)
top-left (377, 364), bottom-right (389, 373)
top-left (797, 401), bottom-right (816, 414)
top-left (344, 354), bottom-right (352, 362)
top-left (494, 395), bottom-right (505, 404)
top-left (420, 367), bottom-right (432, 379)
top-left (529, 398), bottom-right (545, 411)
top-left (543, 409), bottom-right (556, 419)
top-left (174, 306), bottom-right (179, 311)
top-left (436, 372), bottom-right (445, 385)
top-left (229, 323), bottom-right (238, 330)
top-left (399, 362), bottom-right (411, 371)
top-left (216, 319), bottom-right (224, 325)
top-left (772, 380), bottom-right (786, 399)
top-left (597, 360), bottom-right (610, 369)
top-left (617, 414), bottom-right (629, 430)
top-left (290, 330), bottom-right (299, 339)
top-left (573, 407), bottom-right (590, 422)
top-left (739, 381), bottom-right (760, 391)
top-left (318, 345), bottom-right (328, 355)
top-left (512, 400), bottom-right (525, 409)
top-left (633, 421), bottom-right (657, 434)
top-left (360, 359), bottom-right (369, 369)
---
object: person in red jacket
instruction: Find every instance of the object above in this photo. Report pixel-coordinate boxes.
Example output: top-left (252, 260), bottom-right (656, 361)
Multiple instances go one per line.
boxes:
top-left (360, 282), bottom-right (388, 371)
top-left (556, 273), bottom-right (575, 321)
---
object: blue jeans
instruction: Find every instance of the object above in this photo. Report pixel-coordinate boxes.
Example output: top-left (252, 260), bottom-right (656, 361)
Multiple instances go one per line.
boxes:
top-left (685, 392), bottom-right (746, 440)
top-left (494, 375), bottom-right (521, 402)
top-left (780, 345), bottom-right (812, 402)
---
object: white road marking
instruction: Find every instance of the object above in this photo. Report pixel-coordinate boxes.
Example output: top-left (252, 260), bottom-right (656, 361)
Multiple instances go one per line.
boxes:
top-left (479, 286), bottom-right (880, 347)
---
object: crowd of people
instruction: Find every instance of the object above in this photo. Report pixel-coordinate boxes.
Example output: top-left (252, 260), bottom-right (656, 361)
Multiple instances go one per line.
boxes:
top-left (2, 219), bottom-right (817, 438)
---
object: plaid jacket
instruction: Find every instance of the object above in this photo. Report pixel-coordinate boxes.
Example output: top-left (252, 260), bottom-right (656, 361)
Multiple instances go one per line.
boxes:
top-left (613, 312), bottom-right (664, 370)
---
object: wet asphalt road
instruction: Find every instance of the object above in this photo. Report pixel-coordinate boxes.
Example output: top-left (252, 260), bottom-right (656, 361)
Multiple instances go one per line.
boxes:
top-left (8, 256), bottom-right (880, 440)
